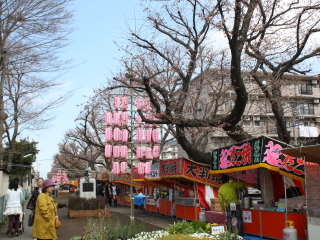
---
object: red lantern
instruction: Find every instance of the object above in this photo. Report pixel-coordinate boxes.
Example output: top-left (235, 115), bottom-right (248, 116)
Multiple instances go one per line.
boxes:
top-left (136, 146), bottom-right (143, 159)
top-left (114, 112), bottom-right (121, 125)
top-left (145, 129), bottom-right (152, 143)
top-left (136, 129), bottom-right (144, 143)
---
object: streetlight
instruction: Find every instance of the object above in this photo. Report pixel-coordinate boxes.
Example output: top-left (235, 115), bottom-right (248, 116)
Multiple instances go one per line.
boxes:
top-left (21, 154), bottom-right (33, 185)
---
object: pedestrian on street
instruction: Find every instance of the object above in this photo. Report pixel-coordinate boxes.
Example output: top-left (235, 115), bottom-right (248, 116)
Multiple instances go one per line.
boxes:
top-left (32, 179), bottom-right (66, 240)
top-left (27, 178), bottom-right (44, 211)
top-left (105, 182), bottom-right (120, 207)
top-left (3, 179), bottom-right (24, 238)
top-left (218, 175), bottom-right (247, 236)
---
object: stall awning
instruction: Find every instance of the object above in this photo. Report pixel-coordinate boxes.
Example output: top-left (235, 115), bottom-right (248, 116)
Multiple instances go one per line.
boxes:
top-left (209, 136), bottom-right (305, 182)
top-left (159, 158), bottom-right (222, 187)
top-left (281, 145), bottom-right (320, 164)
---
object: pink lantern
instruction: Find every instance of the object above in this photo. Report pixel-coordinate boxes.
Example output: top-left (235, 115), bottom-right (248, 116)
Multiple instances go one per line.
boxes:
top-left (136, 146), bottom-right (144, 159)
top-left (153, 145), bottom-right (160, 159)
top-left (105, 144), bottom-right (112, 158)
top-left (122, 96), bottom-right (128, 110)
top-left (113, 127), bottom-right (121, 142)
top-left (122, 129), bottom-right (128, 142)
top-left (145, 161), bottom-right (151, 175)
top-left (136, 129), bottom-right (144, 142)
top-left (114, 96), bottom-right (120, 110)
top-left (121, 112), bottom-right (129, 126)
top-left (136, 115), bottom-right (142, 126)
top-left (145, 129), bottom-right (152, 143)
top-left (112, 162), bottom-right (120, 175)
top-left (114, 112), bottom-right (121, 125)
top-left (105, 127), bottom-right (113, 142)
top-left (136, 98), bottom-right (143, 110)
top-left (145, 147), bottom-right (153, 159)
top-left (120, 145), bottom-right (128, 158)
top-left (113, 145), bottom-right (120, 158)
top-left (144, 98), bottom-right (151, 111)
top-left (152, 128), bottom-right (159, 143)
top-left (120, 161), bottom-right (127, 173)
top-left (137, 162), bottom-right (145, 175)
top-left (105, 112), bottom-right (113, 125)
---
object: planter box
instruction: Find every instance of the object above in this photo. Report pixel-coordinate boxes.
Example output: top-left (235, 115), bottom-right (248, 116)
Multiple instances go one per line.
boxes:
top-left (68, 209), bottom-right (110, 218)
top-left (59, 192), bottom-right (71, 196)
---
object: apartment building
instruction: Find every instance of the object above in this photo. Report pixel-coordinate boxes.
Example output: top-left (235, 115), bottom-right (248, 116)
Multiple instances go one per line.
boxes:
top-left (178, 70), bottom-right (320, 158)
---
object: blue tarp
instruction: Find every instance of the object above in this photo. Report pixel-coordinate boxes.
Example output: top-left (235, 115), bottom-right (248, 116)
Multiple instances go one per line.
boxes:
top-left (134, 194), bottom-right (146, 206)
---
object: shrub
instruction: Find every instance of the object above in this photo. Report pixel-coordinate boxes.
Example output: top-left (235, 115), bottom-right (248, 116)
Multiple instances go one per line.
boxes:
top-left (68, 196), bottom-right (106, 210)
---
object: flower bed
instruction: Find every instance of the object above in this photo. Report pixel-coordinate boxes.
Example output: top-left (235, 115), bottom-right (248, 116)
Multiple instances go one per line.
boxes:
top-left (69, 209), bottom-right (110, 218)
top-left (68, 196), bottom-right (108, 218)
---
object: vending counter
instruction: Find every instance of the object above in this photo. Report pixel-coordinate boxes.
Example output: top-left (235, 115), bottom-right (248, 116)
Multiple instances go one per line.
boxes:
top-left (175, 197), bottom-right (201, 221)
top-left (158, 199), bottom-right (173, 216)
top-left (145, 198), bottom-right (157, 212)
top-left (243, 209), bottom-right (307, 239)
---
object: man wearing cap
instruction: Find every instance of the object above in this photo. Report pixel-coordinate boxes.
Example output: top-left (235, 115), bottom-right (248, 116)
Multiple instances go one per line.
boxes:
top-left (32, 179), bottom-right (66, 240)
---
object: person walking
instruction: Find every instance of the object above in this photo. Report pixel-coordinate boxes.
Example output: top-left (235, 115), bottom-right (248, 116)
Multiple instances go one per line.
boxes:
top-left (27, 178), bottom-right (44, 211)
top-left (218, 175), bottom-right (247, 236)
top-left (32, 179), bottom-right (66, 240)
top-left (105, 182), bottom-right (120, 207)
top-left (3, 179), bottom-right (24, 237)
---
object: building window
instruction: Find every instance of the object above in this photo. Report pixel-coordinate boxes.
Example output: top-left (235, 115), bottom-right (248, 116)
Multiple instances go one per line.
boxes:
top-left (300, 103), bottom-right (314, 115)
top-left (265, 102), bottom-right (273, 113)
top-left (267, 126), bottom-right (277, 134)
top-left (300, 84), bottom-right (313, 95)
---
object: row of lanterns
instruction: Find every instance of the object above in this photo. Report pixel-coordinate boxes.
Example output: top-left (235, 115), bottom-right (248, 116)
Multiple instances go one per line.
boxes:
top-left (105, 145), bottom-right (160, 159)
top-left (105, 127), bottom-right (160, 143)
top-left (105, 111), bottom-right (158, 127)
top-left (112, 96), bottom-right (152, 111)
top-left (112, 161), bottom-right (151, 175)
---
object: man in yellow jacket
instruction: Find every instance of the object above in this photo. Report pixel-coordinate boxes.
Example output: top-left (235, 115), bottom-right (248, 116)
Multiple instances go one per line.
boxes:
top-left (32, 179), bottom-right (66, 240)
top-left (218, 175), bottom-right (247, 236)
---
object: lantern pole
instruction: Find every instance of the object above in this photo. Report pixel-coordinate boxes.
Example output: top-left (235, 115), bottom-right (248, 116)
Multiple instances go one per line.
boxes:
top-left (130, 92), bottom-right (135, 221)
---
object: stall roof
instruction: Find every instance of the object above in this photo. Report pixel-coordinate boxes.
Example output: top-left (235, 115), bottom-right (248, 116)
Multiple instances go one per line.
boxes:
top-left (281, 145), bottom-right (320, 164)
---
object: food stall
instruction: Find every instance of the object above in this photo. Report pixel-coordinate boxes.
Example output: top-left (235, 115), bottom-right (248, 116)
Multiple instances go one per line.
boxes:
top-left (210, 136), bottom-right (307, 240)
top-left (282, 145), bottom-right (320, 240)
top-left (159, 158), bottom-right (222, 221)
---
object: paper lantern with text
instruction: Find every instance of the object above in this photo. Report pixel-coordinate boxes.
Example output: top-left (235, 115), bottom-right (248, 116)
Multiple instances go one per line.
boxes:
top-left (114, 112), bottom-right (121, 126)
top-left (145, 161), bottom-right (151, 175)
top-left (153, 145), bottom-right (160, 159)
top-left (121, 96), bottom-right (128, 110)
top-left (105, 112), bottom-right (113, 125)
top-left (152, 128), bottom-right (159, 143)
top-left (136, 146), bottom-right (143, 159)
top-left (136, 129), bottom-right (144, 142)
top-left (114, 96), bottom-right (120, 110)
top-left (113, 127), bottom-right (121, 142)
top-left (145, 129), bottom-right (152, 143)
top-left (122, 129), bottom-right (128, 142)
top-left (105, 144), bottom-right (112, 158)
top-left (138, 162), bottom-right (145, 175)
top-left (112, 162), bottom-right (120, 175)
top-left (145, 147), bottom-right (153, 159)
top-left (105, 127), bottom-right (113, 142)
top-left (120, 145), bottom-right (128, 158)
top-left (120, 161), bottom-right (127, 173)
top-left (121, 112), bottom-right (128, 126)
top-left (113, 145), bottom-right (120, 158)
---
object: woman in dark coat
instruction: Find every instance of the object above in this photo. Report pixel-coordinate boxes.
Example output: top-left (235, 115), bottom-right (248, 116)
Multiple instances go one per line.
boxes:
top-left (105, 182), bottom-right (120, 207)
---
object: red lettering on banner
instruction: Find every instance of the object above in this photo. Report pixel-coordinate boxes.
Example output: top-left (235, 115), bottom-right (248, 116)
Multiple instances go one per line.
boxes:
top-left (293, 158), bottom-right (304, 175)
top-left (242, 144), bottom-right (252, 165)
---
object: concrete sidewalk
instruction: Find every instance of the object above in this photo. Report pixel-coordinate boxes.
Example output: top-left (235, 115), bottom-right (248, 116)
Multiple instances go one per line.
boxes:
top-left (109, 205), bottom-right (177, 229)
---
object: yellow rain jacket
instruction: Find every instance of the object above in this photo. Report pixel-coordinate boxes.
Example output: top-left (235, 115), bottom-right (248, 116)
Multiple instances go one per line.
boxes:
top-left (32, 192), bottom-right (59, 239)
